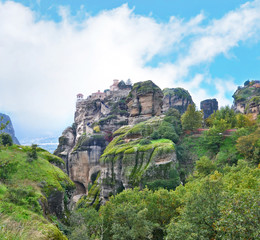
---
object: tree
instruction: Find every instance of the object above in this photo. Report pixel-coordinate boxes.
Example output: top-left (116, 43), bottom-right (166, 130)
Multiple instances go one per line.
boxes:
top-left (0, 116), bottom-right (9, 131)
top-left (244, 80), bottom-right (250, 86)
top-left (206, 106), bottom-right (237, 129)
top-left (0, 133), bottom-right (13, 146)
top-left (27, 144), bottom-right (38, 162)
top-left (166, 177), bottom-right (223, 240)
top-left (195, 156), bottom-right (216, 177)
top-left (236, 127), bottom-right (260, 164)
top-left (181, 104), bottom-right (203, 132)
top-left (236, 113), bottom-right (255, 128)
top-left (100, 188), bottom-right (178, 240)
top-left (69, 208), bottom-right (102, 240)
top-left (0, 116), bottom-right (11, 146)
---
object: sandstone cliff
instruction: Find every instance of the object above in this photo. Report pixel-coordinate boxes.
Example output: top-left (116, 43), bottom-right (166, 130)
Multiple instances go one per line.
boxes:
top-left (0, 113), bottom-right (20, 144)
top-left (55, 84), bottom-right (132, 202)
top-left (200, 99), bottom-right (218, 119)
top-left (99, 116), bottom-right (178, 203)
top-left (126, 80), bottom-right (164, 124)
top-left (162, 88), bottom-right (194, 114)
top-left (232, 80), bottom-right (260, 119)
top-left (55, 80), bottom-right (182, 206)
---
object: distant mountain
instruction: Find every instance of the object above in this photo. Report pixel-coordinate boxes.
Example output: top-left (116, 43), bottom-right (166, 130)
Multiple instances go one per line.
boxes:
top-left (0, 113), bottom-right (20, 145)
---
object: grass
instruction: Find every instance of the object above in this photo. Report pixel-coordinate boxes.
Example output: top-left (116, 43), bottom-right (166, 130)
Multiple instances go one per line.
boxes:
top-left (0, 145), bottom-right (74, 239)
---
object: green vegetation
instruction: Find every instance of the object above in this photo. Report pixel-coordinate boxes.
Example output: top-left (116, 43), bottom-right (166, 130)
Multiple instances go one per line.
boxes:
top-left (69, 160), bottom-right (259, 239)
top-left (98, 115), bottom-right (117, 126)
top-left (1, 80), bottom-right (260, 240)
top-left (206, 106), bottom-right (237, 128)
top-left (163, 87), bottom-right (192, 100)
top-left (109, 98), bottom-right (129, 117)
top-left (0, 145), bottom-right (75, 239)
top-left (233, 81), bottom-right (260, 104)
top-left (77, 173), bottom-right (101, 210)
top-left (129, 80), bottom-right (161, 97)
top-left (97, 115), bottom-right (181, 200)
top-left (74, 134), bottom-right (106, 151)
top-left (26, 144), bottom-right (38, 162)
top-left (0, 133), bottom-right (13, 146)
top-left (181, 104), bottom-right (203, 131)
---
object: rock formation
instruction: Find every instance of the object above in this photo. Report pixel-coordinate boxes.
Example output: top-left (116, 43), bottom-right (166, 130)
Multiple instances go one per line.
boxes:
top-left (0, 113), bottom-right (20, 144)
top-left (55, 81), bottom-right (132, 202)
top-left (232, 80), bottom-right (260, 119)
top-left (55, 80), bottom-right (181, 205)
top-left (99, 117), bottom-right (177, 203)
top-left (126, 80), bottom-right (164, 124)
top-left (200, 99), bottom-right (218, 119)
top-left (162, 88), bottom-right (194, 114)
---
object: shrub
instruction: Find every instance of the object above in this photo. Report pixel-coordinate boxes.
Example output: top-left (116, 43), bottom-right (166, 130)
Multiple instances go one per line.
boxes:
top-left (93, 125), bottom-right (101, 133)
top-left (0, 159), bottom-right (17, 182)
top-left (27, 144), bottom-right (38, 162)
top-left (151, 131), bottom-right (160, 140)
top-left (0, 133), bottom-right (13, 146)
top-left (139, 139), bottom-right (152, 145)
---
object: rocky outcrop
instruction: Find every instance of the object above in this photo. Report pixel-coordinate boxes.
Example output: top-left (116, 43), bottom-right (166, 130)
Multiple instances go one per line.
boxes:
top-left (162, 88), bottom-right (194, 114)
top-left (200, 99), bottom-right (218, 119)
top-left (99, 117), bottom-right (177, 203)
top-left (55, 80), bottom-right (181, 205)
top-left (55, 85), bottom-right (132, 203)
top-left (0, 113), bottom-right (20, 144)
top-left (69, 134), bottom-right (106, 196)
top-left (232, 80), bottom-right (260, 119)
top-left (126, 80), bottom-right (163, 124)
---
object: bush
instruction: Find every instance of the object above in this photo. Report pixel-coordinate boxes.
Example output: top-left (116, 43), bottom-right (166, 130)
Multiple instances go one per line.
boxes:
top-left (139, 139), bottom-right (152, 145)
top-left (0, 133), bottom-right (13, 146)
top-left (151, 131), bottom-right (160, 140)
top-left (195, 156), bottom-right (216, 176)
top-left (93, 125), bottom-right (101, 133)
top-left (158, 122), bottom-right (179, 143)
top-left (27, 144), bottom-right (38, 162)
top-left (0, 159), bottom-right (17, 182)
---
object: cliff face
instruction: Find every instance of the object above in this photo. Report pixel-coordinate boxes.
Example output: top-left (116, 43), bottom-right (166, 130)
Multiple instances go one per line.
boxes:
top-left (232, 81), bottom-right (260, 119)
top-left (55, 80), bottom-right (182, 205)
top-left (55, 86), bottom-right (132, 202)
top-left (126, 80), bottom-right (163, 124)
top-left (162, 88), bottom-right (194, 114)
top-left (0, 113), bottom-right (20, 144)
top-left (200, 99), bottom-right (218, 119)
top-left (99, 117), bottom-right (177, 203)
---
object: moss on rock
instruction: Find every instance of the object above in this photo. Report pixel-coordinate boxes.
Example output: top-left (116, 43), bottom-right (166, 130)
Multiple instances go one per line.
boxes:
top-left (131, 80), bottom-right (161, 96)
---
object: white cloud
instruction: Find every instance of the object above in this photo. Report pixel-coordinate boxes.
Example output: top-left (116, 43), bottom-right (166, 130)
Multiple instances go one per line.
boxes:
top-left (0, 1), bottom-right (260, 139)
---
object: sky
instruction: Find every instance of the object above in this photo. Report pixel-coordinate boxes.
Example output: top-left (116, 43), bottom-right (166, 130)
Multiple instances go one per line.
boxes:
top-left (0, 0), bottom-right (260, 143)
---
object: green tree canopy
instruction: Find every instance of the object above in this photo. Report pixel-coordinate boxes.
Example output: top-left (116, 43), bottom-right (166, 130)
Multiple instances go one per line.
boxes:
top-left (181, 104), bottom-right (203, 132)
top-left (206, 106), bottom-right (237, 129)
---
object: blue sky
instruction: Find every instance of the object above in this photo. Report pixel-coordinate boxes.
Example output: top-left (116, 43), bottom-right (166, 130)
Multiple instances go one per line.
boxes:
top-left (0, 0), bottom-right (260, 142)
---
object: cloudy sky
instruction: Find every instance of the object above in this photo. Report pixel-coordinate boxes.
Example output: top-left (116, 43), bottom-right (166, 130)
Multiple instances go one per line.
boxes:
top-left (0, 0), bottom-right (260, 142)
